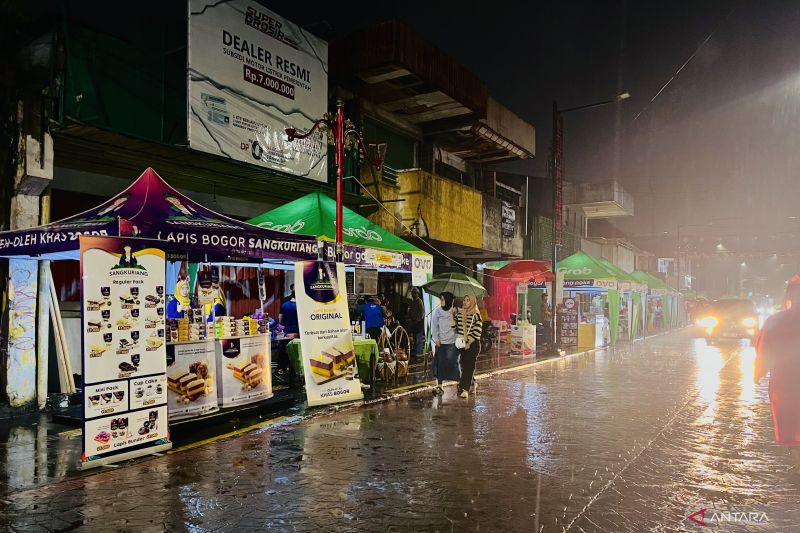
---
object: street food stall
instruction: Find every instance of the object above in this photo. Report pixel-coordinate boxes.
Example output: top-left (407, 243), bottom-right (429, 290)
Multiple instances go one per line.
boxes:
top-left (482, 260), bottom-right (553, 355)
top-left (631, 271), bottom-right (680, 333)
top-left (247, 192), bottom-right (434, 382)
top-left (556, 252), bottom-right (621, 350)
top-left (0, 168), bottom-right (320, 467)
top-left (596, 258), bottom-right (647, 341)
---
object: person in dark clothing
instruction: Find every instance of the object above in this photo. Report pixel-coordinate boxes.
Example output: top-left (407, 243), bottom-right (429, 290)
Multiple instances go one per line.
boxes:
top-left (276, 295), bottom-right (299, 373)
top-left (409, 288), bottom-right (426, 358)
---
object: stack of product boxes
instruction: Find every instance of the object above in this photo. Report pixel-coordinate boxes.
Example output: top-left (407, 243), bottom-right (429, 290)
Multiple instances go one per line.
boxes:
top-left (166, 308), bottom-right (209, 342)
top-left (214, 316), bottom-right (235, 338)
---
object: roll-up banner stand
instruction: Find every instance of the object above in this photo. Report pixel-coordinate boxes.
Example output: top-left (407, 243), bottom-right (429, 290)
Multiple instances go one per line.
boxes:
top-left (80, 236), bottom-right (172, 469)
top-left (295, 261), bottom-right (363, 407)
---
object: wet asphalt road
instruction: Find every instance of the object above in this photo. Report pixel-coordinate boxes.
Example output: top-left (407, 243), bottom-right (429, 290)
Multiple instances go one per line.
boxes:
top-left (3, 331), bottom-right (799, 532)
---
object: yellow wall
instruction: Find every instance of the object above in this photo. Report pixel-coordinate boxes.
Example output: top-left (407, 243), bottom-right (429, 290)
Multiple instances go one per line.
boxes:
top-left (397, 170), bottom-right (483, 248)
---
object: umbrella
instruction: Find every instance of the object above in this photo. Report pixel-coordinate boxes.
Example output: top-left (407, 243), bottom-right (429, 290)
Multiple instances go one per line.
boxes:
top-left (422, 273), bottom-right (487, 298)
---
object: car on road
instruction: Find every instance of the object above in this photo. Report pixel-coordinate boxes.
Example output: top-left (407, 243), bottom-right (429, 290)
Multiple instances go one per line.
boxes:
top-left (698, 299), bottom-right (759, 344)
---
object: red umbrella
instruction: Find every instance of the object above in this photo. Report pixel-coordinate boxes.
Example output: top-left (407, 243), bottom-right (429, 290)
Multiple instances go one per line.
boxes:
top-left (492, 260), bottom-right (554, 282)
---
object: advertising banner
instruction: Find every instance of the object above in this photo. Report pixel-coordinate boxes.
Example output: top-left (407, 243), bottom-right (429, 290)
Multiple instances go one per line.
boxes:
top-left (295, 261), bottom-right (363, 407)
top-left (559, 297), bottom-right (578, 347)
top-left (214, 334), bottom-right (272, 407)
top-left (188, 1), bottom-right (328, 180)
top-left (166, 340), bottom-right (219, 420)
top-left (80, 237), bottom-right (171, 466)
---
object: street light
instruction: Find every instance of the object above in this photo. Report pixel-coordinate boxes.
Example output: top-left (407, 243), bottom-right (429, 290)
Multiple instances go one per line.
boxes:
top-left (285, 98), bottom-right (386, 262)
top-left (549, 92), bottom-right (630, 354)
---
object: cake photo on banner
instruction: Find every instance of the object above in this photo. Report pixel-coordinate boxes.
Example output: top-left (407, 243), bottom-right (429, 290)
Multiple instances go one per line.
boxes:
top-left (295, 261), bottom-right (363, 406)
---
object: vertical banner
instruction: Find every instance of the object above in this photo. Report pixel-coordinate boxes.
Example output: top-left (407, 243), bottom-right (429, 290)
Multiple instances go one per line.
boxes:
top-left (559, 297), bottom-right (578, 347)
top-left (80, 237), bottom-right (171, 467)
top-left (295, 261), bottom-right (363, 407)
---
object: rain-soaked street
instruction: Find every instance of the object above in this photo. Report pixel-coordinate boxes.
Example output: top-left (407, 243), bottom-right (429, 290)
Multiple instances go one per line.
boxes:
top-left (2, 331), bottom-right (799, 532)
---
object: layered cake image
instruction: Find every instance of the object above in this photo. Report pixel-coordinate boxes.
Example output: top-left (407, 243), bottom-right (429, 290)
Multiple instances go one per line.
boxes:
top-left (307, 335), bottom-right (357, 385)
top-left (167, 362), bottom-right (214, 404)
top-left (227, 360), bottom-right (263, 390)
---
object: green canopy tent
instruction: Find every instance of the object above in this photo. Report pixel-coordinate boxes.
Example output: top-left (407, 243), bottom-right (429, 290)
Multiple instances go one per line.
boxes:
top-left (596, 258), bottom-right (646, 340)
top-left (557, 251), bottom-right (621, 346)
top-left (247, 192), bottom-right (433, 281)
top-left (631, 271), bottom-right (678, 331)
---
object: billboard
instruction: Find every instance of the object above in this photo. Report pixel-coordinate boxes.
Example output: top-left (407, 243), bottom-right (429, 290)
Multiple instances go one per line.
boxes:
top-left (188, 1), bottom-right (328, 180)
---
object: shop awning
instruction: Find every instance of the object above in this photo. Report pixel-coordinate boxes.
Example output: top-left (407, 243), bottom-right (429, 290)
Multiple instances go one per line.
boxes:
top-left (492, 260), bottom-right (553, 281)
top-left (595, 258), bottom-right (646, 292)
top-left (630, 271), bottom-right (675, 295)
top-left (0, 168), bottom-right (318, 261)
top-left (247, 192), bottom-right (433, 275)
top-left (557, 251), bottom-right (618, 289)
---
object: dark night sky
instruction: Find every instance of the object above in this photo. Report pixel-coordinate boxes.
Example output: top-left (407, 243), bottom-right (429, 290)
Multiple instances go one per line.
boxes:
top-left (279, 1), bottom-right (800, 295)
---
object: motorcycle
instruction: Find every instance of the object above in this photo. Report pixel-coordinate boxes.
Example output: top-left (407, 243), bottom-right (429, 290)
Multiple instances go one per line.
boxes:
top-left (479, 320), bottom-right (499, 354)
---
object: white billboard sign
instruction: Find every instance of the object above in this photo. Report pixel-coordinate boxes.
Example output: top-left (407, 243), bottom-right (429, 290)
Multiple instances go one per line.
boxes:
top-left (188, 1), bottom-right (328, 180)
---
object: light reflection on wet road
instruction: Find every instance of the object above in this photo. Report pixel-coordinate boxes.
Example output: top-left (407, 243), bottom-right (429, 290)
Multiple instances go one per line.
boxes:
top-left (2, 332), bottom-right (799, 532)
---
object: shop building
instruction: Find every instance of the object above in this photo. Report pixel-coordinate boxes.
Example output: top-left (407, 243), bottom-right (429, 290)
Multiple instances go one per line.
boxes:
top-left (329, 21), bottom-right (536, 272)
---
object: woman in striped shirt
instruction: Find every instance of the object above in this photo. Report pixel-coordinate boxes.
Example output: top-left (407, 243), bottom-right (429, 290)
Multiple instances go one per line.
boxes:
top-left (453, 292), bottom-right (483, 399)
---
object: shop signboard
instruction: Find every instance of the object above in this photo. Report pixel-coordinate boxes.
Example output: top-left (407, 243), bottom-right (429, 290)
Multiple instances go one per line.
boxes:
top-left (559, 297), bottom-right (578, 347)
top-left (80, 236), bottom-right (171, 467)
top-left (166, 340), bottom-right (219, 420)
top-left (214, 334), bottom-right (272, 407)
top-left (188, 0), bottom-right (328, 181)
top-left (501, 201), bottom-right (516, 239)
top-left (295, 261), bottom-right (363, 407)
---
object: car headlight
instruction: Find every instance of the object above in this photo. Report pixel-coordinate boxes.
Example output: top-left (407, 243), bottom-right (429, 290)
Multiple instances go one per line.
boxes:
top-left (700, 316), bottom-right (718, 329)
top-left (742, 317), bottom-right (757, 328)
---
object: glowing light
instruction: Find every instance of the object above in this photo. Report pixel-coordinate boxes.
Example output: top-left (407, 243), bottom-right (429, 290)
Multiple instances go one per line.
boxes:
top-left (741, 317), bottom-right (757, 328)
top-left (699, 316), bottom-right (718, 329)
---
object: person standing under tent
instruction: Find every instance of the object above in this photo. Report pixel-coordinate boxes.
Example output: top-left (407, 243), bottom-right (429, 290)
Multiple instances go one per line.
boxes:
top-left (276, 293), bottom-right (299, 376)
top-left (362, 296), bottom-right (385, 343)
top-left (409, 288), bottom-right (426, 359)
top-left (431, 291), bottom-right (459, 396)
top-left (453, 292), bottom-right (483, 399)
top-left (755, 276), bottom-right (800, 472)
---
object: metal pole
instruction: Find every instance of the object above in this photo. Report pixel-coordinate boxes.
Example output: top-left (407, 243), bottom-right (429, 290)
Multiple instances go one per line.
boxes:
top-left (676, 225), bottom-right (681, 290)
top-left (335, 99), bottom-right (345, 262)
top-left (551, 101), bottom-right (561, 352)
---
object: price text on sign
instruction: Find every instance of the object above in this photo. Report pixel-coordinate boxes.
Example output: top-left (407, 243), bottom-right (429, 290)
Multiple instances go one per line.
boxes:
top-left (243, 65), bottom-right (295, 100)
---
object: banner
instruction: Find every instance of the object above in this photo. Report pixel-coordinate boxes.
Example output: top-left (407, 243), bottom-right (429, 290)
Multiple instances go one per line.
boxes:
top-left (188, 1), bottom-right (328, 180)
top-left (166, 340), bottom-right (219, 420)
top-left (559, 297), bottom-right (578, 347)
top-left (80, 237), bottom-right (171, 466)
top-left (295, 261), bottom-right (363, 407)
top-left (214, 334), bottom-right (272, 407)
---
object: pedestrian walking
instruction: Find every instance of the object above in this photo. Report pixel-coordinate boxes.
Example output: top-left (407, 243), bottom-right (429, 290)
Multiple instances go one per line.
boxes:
top-left (453, 292), bottom-right (483, 399)
top-left (409, 288), bottom-right (426, 359)
top-left (755, 276), bottom-right (800, 472)
top-left (431, 291), bottom-right (459, 396)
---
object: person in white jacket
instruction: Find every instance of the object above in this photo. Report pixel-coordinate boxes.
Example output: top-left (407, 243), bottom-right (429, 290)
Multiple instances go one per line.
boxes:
top-left (431, 291), bottom-right (459, 395)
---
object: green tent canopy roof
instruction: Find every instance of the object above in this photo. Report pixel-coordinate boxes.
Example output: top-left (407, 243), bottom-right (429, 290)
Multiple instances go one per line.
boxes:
top-left (247, 192), bottom-right (426, 255)
top-left (631, 271), bottom-right (674, 292)
top-left (557, 251), bottom-right (617, 280)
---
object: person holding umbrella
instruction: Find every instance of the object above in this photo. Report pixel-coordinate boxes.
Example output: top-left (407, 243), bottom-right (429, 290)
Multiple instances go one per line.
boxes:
top-left (453, 292), bottom-right (483, 399)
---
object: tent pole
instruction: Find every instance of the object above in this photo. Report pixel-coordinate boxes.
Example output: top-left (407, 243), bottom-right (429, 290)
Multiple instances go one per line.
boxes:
top-left (36, 260), bottom-right (50, 409)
